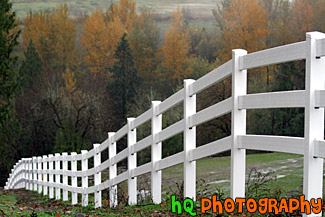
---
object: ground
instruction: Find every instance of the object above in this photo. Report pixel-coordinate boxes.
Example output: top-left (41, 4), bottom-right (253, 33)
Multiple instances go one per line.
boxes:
top-left (1, 152), bottom-right (318, 216)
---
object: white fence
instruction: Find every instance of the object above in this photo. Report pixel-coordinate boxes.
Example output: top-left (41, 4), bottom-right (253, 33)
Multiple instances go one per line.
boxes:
top-left (5, 32), bottom-right (325, 216)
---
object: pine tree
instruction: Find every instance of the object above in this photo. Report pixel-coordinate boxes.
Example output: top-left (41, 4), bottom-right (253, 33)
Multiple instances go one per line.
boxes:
top-left (109, 33), bottom-right (141, 129)
top-left (19, 40), bottom-right (42, 89)
top-left (0, 0), bottom-right (21, 186)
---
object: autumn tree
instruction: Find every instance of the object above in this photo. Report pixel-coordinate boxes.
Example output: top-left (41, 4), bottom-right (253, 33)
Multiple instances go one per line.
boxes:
top-left (80, 9), bottom-right (124, 78)
top-left (105, 0), bottom-right (137, 31)
top-left (160, 6), bottom-right (191, 90)
top-left (290, 0), bottom-right (312, 42)
top-left (213, 0), bottom-right (269, 61)
top-left (22, 4), bottom-right (77, 71)
top-left (128, 7), bottom-right (160, 87)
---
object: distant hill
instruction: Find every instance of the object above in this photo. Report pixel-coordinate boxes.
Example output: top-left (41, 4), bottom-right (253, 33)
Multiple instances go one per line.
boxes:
top-left (12, 0), bottom-right (220, 24)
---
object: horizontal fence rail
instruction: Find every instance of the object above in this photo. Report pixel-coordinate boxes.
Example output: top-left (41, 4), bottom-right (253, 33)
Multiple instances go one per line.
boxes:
top-left (5, 32), bottom-right (325, 216)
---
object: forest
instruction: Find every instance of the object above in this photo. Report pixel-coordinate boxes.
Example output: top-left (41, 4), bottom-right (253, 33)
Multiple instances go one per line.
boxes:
top-left (1, 0), bottom-right (325, 186)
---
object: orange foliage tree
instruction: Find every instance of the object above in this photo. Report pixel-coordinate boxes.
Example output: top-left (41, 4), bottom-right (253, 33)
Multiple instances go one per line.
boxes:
top-left (23, 4), bottom-right (77, 71)
top-left (160, 6), bottom-right (191, 88)
top-left (80, 10), bottom-right (124, 78)
top-left (214, 0), bottom-right (269, 62)
top-left (290, 0), bottom-right (313, 42)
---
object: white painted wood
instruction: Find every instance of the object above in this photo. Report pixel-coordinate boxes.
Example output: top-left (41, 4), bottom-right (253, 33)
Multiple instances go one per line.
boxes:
top-left (304, 32), bottom-right (325, 217)
top-left (239, 135), bottom-right (304, 155)
top-left (156, 151), bottom-right (184, 171)
top-left (127, 118), bottom-right (137, 205)
top-left (151, 101), bottom-right (162, 204)
top-left (55, 153), bottom-right (61, 200)
top-left (190, 97), bottom-right (232, 127)
top-left (114, 124), bottom-right (128, 142)
top-left (62, 153), bottom-right (68, 201)
top-left (316, 38), bottom-right (325, 57)
top-left (231, 49), bottom-right (247, 200)
top-left (240, 41), bottom-right (306, 70)
top-left (93, 144), bottom-right (102, 208)
top-left (132, 162), bottom-right (151, 178)
top-left (133, 135), bottom-right (152, 154)
top-left (133, 108), bottom-right (152, 129)
top-left (239, 90), bottom-right (306, 109)
top-left (111, 148), bottom-right (128, 165)
top-left (112, 171), bottom-right (128, 186)
top-left (48, 154), bottom-right (54, 198)
top-left (314, 140), bottom-right (325, 158)
top-left (33, 157), bottom-right (37, 191)
top-left (158, 88), bottom-right (184, 115)
top-left (42, 155), bottom-right (48, 195)
top-left (71, 152), bottom-right (78, 205)
top-left (189, 136), bottom-right (232, 161)
top-left (184, 79), bottom-right (196, 200)
top-left (157, 119), bottom-right (184, 143)
top-left (191, 60), bottom-right (232, 95)
top-left (108, 132), bottom-right (117, 208)
top-left (315, 90), bottom-right (325, 107)
top-left (81, 150), bottom-right (88, 206)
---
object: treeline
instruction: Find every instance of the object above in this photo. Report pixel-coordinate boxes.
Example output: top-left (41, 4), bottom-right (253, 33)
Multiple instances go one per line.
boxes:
top-left (1, 0), bottom-right (325, 185)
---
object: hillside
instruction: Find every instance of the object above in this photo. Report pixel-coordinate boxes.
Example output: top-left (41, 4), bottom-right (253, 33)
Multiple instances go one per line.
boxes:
top-left (12, 0), bottom-right (220, 22)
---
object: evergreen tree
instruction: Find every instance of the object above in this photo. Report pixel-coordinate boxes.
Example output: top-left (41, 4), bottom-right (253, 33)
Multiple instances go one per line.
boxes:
top-left (19, 39), bottom-right (42, 89)
top-left (0, 0), bottom-right (21, 186)
top-left (109, 33), bottom-right (141, 129)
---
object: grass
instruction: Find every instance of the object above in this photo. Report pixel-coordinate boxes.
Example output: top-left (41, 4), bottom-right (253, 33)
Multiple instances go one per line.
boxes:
top-left (1, 152), bottom-right (316, 216)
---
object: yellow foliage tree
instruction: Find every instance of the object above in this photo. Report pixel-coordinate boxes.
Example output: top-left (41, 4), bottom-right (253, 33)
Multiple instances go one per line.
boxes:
top-left (290, 0), bottom-right (312, 42)
top-left (80, 10), bottom-right (124, 78)
top-left (106, 0), bottom-right (137, 31)
top-left (218, 0), bottom-right (269, 61)
top-left (22, 4), bottom-right (77, 71)
top-left (160, 6), bottom-right (191, 87)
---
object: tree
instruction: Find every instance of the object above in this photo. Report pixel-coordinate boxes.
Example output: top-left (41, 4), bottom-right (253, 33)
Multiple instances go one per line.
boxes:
top-left (160, 6), bottom-right (191, 89)
top-left (0, 0), bottom-right (21, 186)
top-left (128, 7), bottom-right (160, 87)
top-left (22, 4), bottom-right (78, 71)
top-left (105, 0), bottom-right (137, 31)
top-left (19, 40), bottom-right (42, 89)
top-left (213, 0), bottom-right (269, 61)
top-left (290, 0), bottom-right (312, 42)
top-left (80, 9), bottom-right (124, 78)
top-left (109, 33), bottom-right (141, 129)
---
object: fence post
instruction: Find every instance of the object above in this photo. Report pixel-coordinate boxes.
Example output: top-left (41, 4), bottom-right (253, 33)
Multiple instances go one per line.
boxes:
top-left (94, 144), bottom-right (102, 208)
top-left (108, 132), bottom-right (117, 208)
top-left (29, 158), bottom-right (33, 191)
top-left (33, 157), bottom-right (37, 191)
top-left (43, 155), bottom-right (48, 196)
top-left (55, 153), bottom-right (61, 200)
top-left (151, 101), bottom-right (162, 204)
top-left (304, 32), bottom-right (325, 217)
top-left (62, 152), bottom-right (68, 201)
top-left (231, 49), bottom-right (247, 199)
top-left (71, 152), bottom-right (78, 205)
top-left (37, 156), bottom-right (42, 193)
top-left (48, 154), bottom-right (54, 199)
top-left (127, 118), bottom-right (137, 205)
top-left (81, 150), bottom-right (88, 206)
top-left (184, 79), bottom-right (196, 200)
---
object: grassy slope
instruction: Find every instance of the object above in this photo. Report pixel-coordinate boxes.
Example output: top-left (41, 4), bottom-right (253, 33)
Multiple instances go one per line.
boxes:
top-left (12, 0), bottom-right (220, 18)
top-left (0, 152), bottom-right (314, 216)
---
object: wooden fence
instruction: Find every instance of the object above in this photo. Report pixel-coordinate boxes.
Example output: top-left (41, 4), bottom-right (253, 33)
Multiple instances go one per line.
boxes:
top-left (5, 32), bottom-right (325, 216)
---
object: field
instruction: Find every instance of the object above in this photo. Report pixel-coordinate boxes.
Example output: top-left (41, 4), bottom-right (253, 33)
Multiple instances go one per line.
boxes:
top-left (12, 0), bottom-right (221, 31)
top-left (0, 152), bottom-right (318, 216)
